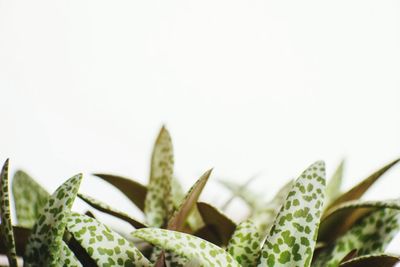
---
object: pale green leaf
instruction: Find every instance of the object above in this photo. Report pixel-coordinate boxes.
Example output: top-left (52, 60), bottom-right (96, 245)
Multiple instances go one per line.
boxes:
top-left (67, 212), bottom-right (151, 267)
top-left (325, 160), bottom-right (345, 206)
top-left (12, 170), bottom-right (49, 228)
top-left (144, 126), bottom-right (174, 227)
top-left (313, 208), bottom-right (400, 267)
top-left (0, 159), bottom-right (17, 267)
top-left (78, 193), bottom-right (147, 229)
top-left (258, 161), bottom-right (326, 267)
top-left (132, 228), bottom-right (241, 267)
top-left (24, 174), bottom-right (82, 267)
top-left (227, 220), bottom-right (261, 267)
top-left (251, 179), bottom-right (294, 236)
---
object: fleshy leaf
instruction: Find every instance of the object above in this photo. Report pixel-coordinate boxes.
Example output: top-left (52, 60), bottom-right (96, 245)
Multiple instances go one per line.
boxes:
top-left (313, 208), bottom-right (400, 267)
top-left (67, 212), bottom-right (151, 267)
top-left (339, 254), bottom-right (400, 267)
top-left (12, 170), bottom-right (49, 228)
top-left (24, 174), bottom-right (82, 266)
top-left (167, 169), bottom-right (211, 231)
top-left (59, 241), bottom-right (82, 267)
top-left (226, 220), bottom-right (261, 267)
top-left (319, 199), bottom-right (400, 243)
top-left (197, 202), bottom-right (236, 246)
top-left (258, 161), bottom-right (326, 267)
top-left (251, 179), bottom-right (294, 236)
top-left (132, 228), bottom-right (241, 267)
top-left (0, 159), bottom-right (17, 267)
top-left (0, 226), bottom-right (30, 256)
top-left (144, 126), bottom-right (174, 227)
top-left (325, 160), bottom-right (345, 207)
top-left (78, 193), bottom-right (147, 229)
top-left (326, 158), bottom-right (400, 210)
top-left (93, 173), bottom-right (147, 211)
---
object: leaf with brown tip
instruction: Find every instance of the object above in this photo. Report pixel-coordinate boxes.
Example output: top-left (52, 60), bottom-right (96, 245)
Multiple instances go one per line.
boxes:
top-left (167, 169), bottom-right (211, 231)
top-left (197, 202), bottom-right (236, 246)
top-left (93, 173), bottom-right (147, 211)
top-left (326, 158), bottom-right (400, 210)
top-left (319, 199), bottom-right (400, 243)
top-left (339, 254), bottom-right (400, 267)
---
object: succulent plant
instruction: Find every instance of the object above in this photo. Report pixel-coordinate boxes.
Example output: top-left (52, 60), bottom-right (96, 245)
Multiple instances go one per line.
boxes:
top-left (1, 126), bottom-right (400, 267)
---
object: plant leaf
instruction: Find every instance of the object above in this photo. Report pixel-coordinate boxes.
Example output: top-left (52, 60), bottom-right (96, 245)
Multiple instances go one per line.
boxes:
top-left (78, 193), bottom-right (147, 229)
top-left (144, 126), bottom-right (174, 227)
top-left (326, 158), bottom-right (400, 210)
top-left (339, 254), bottom-right (400, 267)
top-left (251, 179), bottom-right (294, 236)
top-left (227, 220), bottom-right (261, 267)
top-left (59, 241), bottom-right (82, 267)
top-left (167, 169), bottom-right (211, 231)
top-left (0, 159), bottom-right (17, 267)
top-left (12, 170), bottom-right (49, 228)
top-left (67, 212), bottom-right (151, 267)
top-left (325, 160), bottom-right (345, 206)
top-left (319, 199), bottom-right (400, 243)
top-left (92, 173), bottom-right (147, 211)
top-left (258, 161), bottom-right (326, 267)
top-left (0, 226), bottom-right (30, 256)
top-left (132, 228), bottom-right (241, 267)
top-left (24, 174), bottom-right (82, 266)
top-left (313, 208), bottom-right (400, 267)
top-left (197, 202), bottom-right (236, 246)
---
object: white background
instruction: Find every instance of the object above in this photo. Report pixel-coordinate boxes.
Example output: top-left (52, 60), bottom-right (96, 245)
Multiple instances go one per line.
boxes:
top-left (1, 0), bottom-right (400, 252)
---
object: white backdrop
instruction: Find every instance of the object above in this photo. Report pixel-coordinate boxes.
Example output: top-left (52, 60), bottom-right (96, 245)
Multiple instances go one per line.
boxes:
top-left (1, 0), bottom-right (400, 252)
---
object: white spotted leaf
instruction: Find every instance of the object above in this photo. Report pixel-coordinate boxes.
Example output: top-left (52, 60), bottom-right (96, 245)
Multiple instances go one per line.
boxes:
top-left (59, 241), bottom-right (82, 267)
top-left (313, 207), bottom-right (400, 267)
top-left (132, 228), bottom-right (241, 267)
top-left (258, 161), bottom-right (326, 267)
top-left (0, 159), bottom-right (17, 267)
top-left (12, 170), bottom-right (49, 228)
top-left (66, 212), bottom-right (151, 267)
top-left (144, 126), bottom-right (174, 227)
top-left (24, 173), bottom-right (82, 266)
top-left (227, 220), bottom-right (261, 267)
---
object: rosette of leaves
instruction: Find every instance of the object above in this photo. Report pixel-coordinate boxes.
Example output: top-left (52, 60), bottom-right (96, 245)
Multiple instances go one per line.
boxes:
top-left (1, 126), bottom-right (400, 267)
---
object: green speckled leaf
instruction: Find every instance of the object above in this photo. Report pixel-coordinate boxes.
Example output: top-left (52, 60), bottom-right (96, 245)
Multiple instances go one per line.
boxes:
top-left (0, 159), bottom-right (17, 267)
top-left (325, 160), bottom-right (344, 207)
top-left (144, 126), bottom-right (174, 227)
top-left (24, 174), bottom-right (82, 267)
top-left (78, 193), bottom-right (147, 229)
top-left (132, 228), bottom-right (241, 267)
top-left (167, 169), bottom-right (211, 231)
top-left (339, 254), bottom-right (400, 267)
top-left (12, 170), bottom-right (49, 228)
top-left (93, 173), bottom-right (147, 211)
top-left (251, 179), bottom-right (294, 236)
top-left (60, 241), bottom-right (82, 267)
top-left (197, 202), bottom-right (236, 246)
top-left (313, 208), bottom-right (400, 267)
top-left (327, 158), bottom-right (400, 210)
top-left (227, 220), bottom-right (261, 267)
top-left (319, 199), bottom-right (400, 243)
top-left (67, 212), bottom-right (151, 267)
top-left (258, 161), bottom-right (326, 267)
